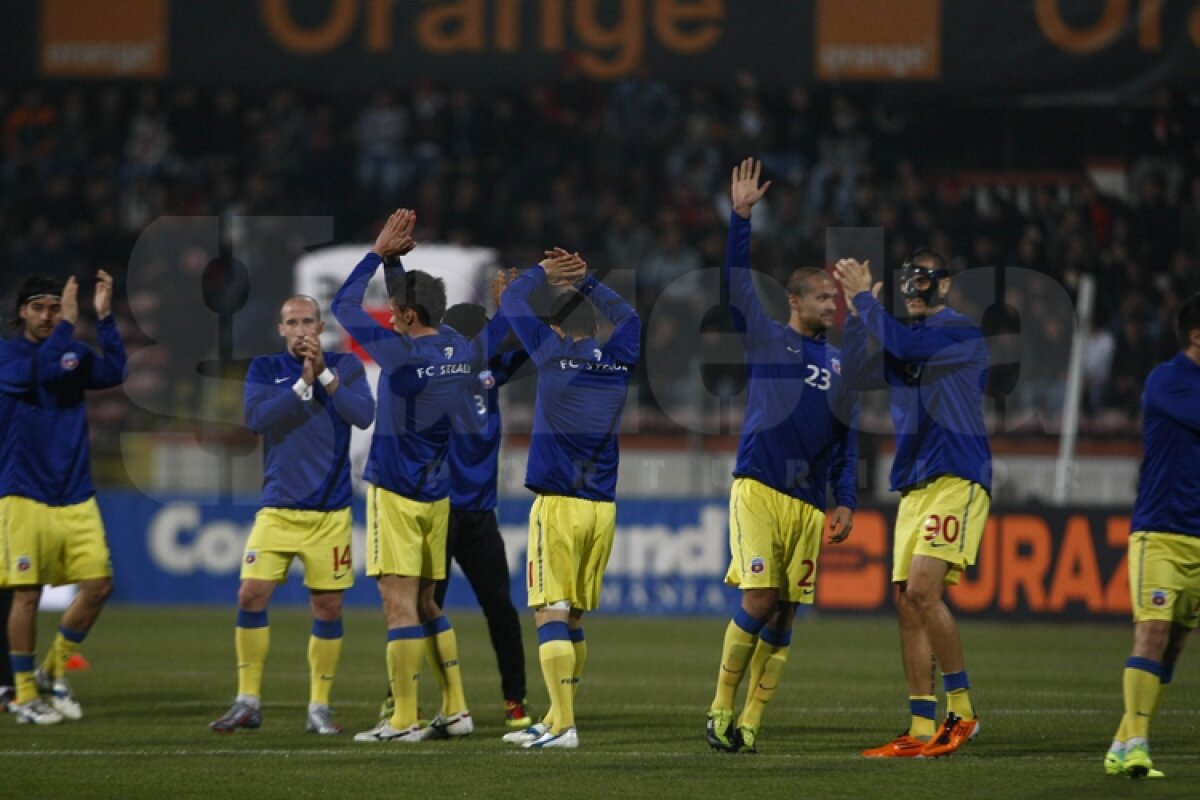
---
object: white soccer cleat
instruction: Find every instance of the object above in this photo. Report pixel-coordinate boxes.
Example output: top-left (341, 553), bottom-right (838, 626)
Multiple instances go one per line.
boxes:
top-left (305, 704), bottom-right (343, 735)
top-left (425, 709), bottom-right (474, 739)
top-left (353, 720), bottom-right (427, 743)
top-left (502, 722), bottom-right (547, 744)
top-left (524, 726), bottom-right (579, 749)
top-left (35, 670), bottom-right (82, 721)
top-left (12, 697), bottom-right (64, 726)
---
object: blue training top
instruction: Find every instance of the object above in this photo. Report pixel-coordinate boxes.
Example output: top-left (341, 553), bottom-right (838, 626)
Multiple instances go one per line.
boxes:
top-left (332, 252), bottom-right (508, 502)
top-left (447, 348), bottom-right (528, 512)
top-left (500, 265), bottom-right (640, 502)
top-left (842, 292), bottom-right (991, 493)
top-left (244, 350), bottom-right (374, 511)
top-left (0, 318), bottom-right (126, 505)
top-left (725, 211), bottom-right (858, 510)
top-left (1131, 352), bottom-right (1200, 538)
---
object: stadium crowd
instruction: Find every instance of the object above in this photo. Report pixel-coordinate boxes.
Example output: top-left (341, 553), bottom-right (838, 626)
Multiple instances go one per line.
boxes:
top-left (2, 78), bottom-right (1199, 467)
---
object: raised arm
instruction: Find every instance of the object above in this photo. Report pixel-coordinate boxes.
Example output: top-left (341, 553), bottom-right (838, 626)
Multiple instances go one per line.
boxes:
top-left (853, 291), bottom-right (983, 365)
top-left (725, 158), bottom-right (775, 341)
top-left (499, 265), bottom-right (558, 364)
top-left (840, 315), bottom-right (889, 390)
top-left (80, 271), bottom-right (126, 389)
top-left (331, 209), bottom-right (420, 371)
top-left (581, 275), bottom-right (640, 365)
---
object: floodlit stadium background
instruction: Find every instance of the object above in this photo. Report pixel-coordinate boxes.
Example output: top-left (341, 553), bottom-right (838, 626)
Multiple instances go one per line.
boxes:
top-left (3, 0), bottom-right (1199, 618)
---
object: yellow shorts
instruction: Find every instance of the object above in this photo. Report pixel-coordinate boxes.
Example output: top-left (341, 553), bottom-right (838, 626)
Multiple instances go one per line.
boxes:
top-left (241, 507), bottom-right (354, 591)
top-left (365, 484), bottom-right (449, 579)
top-left (725, 478), bottom-right (824, 605)
top-left (893, 475), bottom-right (990, 585)
top-left (1129, 532), bottom-right (1200, 627)
top-left (0, 496), bottom-right (112, 587)
top-left (526, 495), bottom-right (615, 611)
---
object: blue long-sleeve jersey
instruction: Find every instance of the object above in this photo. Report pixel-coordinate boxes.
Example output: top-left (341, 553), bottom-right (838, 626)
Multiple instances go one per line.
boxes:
top-left (244, 350), bottom-right (374, 510)
top-left (1131, 352), bottom-right (1200, 537)
top-left (448, 349), bottom-right (529, 511)
top-left (725, 212), bottom-right (858, 509)
top-left (0, 318), bottom-right (126, 505)
top-left (500, 265), bottom-right (640, 502)
top-left (842, 292), bottom-right (991, 493)
top-left (332, 252), bottom-right (509, 501)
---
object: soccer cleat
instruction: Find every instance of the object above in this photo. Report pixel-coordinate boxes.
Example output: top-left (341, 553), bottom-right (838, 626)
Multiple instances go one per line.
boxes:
top-left (862, 732), bottom-right (927, 758)
top-left (210, 700), bottom-right (262, 733)
top-left (706, 709), bottom-right (738, 752)
top-left (734, 724), bottom-right (759, 754)
top-left (502, 722), bottom-right (547, 744)
top-left (1104, 750), bottom-right (1125, 776)
top-left (305, 705), bottom-right (342, 735)
top-left (504, 699), bottom-right (532, 729)
top-left (35, 670), bottom-right (82, 720)
top-left (424, 709), bottom-right (474, 739)
top-left (920, 713), bottom-right (979, 757)
top-left (12, 697), bottom-right (64, 725)
top-left (353, 720), bottom-right (427, 743)
top-left (524, 726), bottom-right (579, 749)
top-left (0, 686), bottom-right (15, 713)
top-left (1124, 742), bottom-right (1164, 779)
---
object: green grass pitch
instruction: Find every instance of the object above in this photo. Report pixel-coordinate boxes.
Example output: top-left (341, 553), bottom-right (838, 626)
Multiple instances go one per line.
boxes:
top-left (3, 607), bottom-right (1197, 799)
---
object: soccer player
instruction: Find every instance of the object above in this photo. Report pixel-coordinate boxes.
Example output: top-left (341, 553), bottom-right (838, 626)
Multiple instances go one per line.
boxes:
top-left (705, 159), bottom-right (858, 754)
top-left (498, 248), bottom-right (641, 750)
top-left (834, 251), bottom-right (991, 758)
top-left (1, 272), bottom-right (126, 725)
top-left (377, 288), bottom-right (535, 730)
top-left (1103, 292), bottom-right (1200, 779)
top-left (334, 209), bottom-right (509, 743)
top-left (210, 295), bottom-right (374, 735)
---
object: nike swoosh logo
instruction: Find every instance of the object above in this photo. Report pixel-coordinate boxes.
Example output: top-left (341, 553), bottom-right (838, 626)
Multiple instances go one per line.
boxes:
top-left (274, 376), bottom-right (290, 384)
top-left (332, 571), bottom-right (349, 580)
top-left (786, 346), bottom-right (802, 354)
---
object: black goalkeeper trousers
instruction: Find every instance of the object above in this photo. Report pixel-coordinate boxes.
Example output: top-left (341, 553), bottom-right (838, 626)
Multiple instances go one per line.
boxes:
top-left (434, 510), bottom-right (527, 703)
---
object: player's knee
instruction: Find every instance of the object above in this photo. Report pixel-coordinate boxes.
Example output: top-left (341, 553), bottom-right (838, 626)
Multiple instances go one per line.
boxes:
top-left (741, 589), bottom-right (778, 620)
top-left (79, 578), bottom-right (113, 607)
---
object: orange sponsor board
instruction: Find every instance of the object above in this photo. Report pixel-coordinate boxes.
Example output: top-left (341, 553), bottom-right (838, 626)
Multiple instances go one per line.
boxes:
top-left (819, 509), bottom-right (1134, 619)
top-left (41, 0), bottom-right (168, 78)
top-left (815, 0), bottom-right (941, 80)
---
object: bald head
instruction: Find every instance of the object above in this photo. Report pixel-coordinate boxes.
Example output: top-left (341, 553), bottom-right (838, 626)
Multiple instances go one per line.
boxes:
top-left (280, 294), bottom-right (321, 322)
top-left (278, 295), bottom-right (324, 357)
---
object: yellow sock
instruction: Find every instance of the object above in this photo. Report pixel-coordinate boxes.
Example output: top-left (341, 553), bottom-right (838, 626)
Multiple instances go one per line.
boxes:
top-left (571, 630), bottom-right (588, 702)
top-left (427, 618), bottom-right (467, 715)
top-left (235, 613), bottom-right (270, 699)
top-left (946, 689), bottom-right (974, 719)
top-left (740, 640), bottom-right (790, 730)
top-left (910, 696), bottom-right (938, 739)
top-left (386, 629), bottom-right (424, 729)
top-left (744, 639), bottom-right (772, 711)
top-left (38, 628), bottom-right (83, 680)
top-left (422, 636), bottom-right (451, 715)
top-left (1122, 661), bottom-right (1162, 740)
top-left (711, 613), bottom-right (762, 712)
top-left (538, 622), bottom-right (576, 733)
top-left (308, 619), bottom-right (343, 707)
top-left (12, 652), bottom-right (37, 705)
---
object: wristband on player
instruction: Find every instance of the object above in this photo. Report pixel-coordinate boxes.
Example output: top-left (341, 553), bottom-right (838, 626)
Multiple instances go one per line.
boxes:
top-left (292, 377), bottom-right (314, 402)
top-left (318, 368), bottom-right (336, 387)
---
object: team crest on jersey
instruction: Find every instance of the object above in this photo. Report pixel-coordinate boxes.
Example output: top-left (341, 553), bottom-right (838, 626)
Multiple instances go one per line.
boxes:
top-left (749, 557), bottom-right (765, 574)
top-left (60, 351), bottom-right (80, 371)
top-left (443, 346), bottom-right (455, 359)
top-left (245, 551), bottom-right (257, 565)
top-left (1151, 589), bottom-right (1169, 607)
top-left (831, 357), bottom-right (841, 375)
top-left (479, 370), bottom-right (495, 390)
top-left (17, 556), bottom-right (31, 572)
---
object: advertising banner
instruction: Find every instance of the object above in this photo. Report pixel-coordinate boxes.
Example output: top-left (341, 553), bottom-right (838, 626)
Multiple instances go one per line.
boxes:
top-left (99, 492), bottom-right (1134, 620)
top-left (3, 1), bottom-right (1198, 93)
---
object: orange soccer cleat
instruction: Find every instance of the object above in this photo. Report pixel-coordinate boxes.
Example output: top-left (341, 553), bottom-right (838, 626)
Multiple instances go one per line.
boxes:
top-left (920, 713), bottom-right (980, 757)
top-left (862, 732), bottom-right (927, 758)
